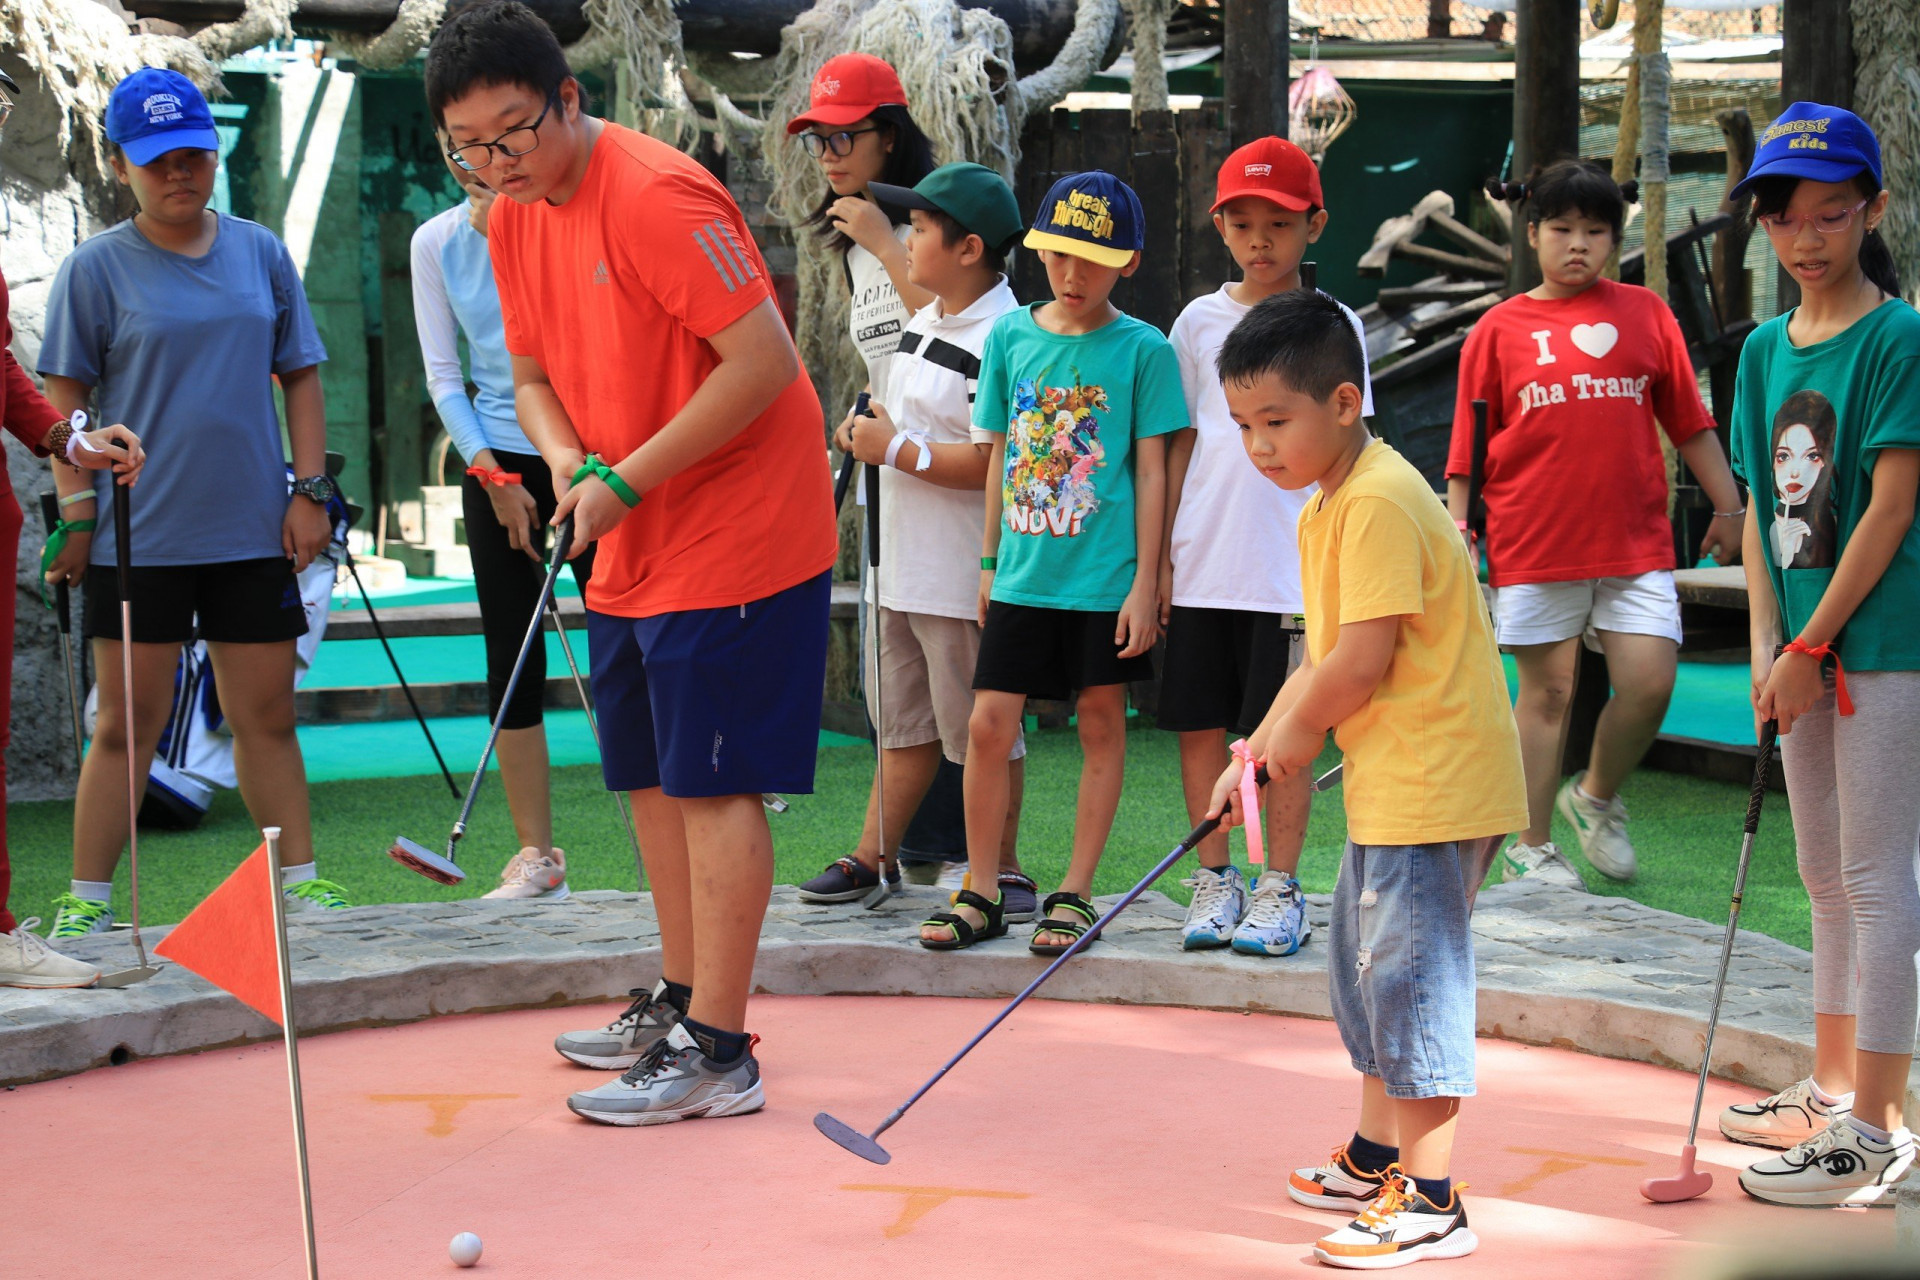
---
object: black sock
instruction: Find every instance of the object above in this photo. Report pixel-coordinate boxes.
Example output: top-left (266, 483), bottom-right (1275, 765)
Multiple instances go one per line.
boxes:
top-left (682, 1016), bottom-right (751, 1066)
top-left (1347, 1133), bottom-right (1399, 1174)
top-left (660, 979), bottom-right (693, 1015)
top-left (1412, 1175), bottom-right (1453, 1207)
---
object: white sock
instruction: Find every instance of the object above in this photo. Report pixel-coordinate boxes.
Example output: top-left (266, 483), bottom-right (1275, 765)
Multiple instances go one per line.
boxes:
top-left (72, 879), bottom-right (114, 903)
top-left (1574, 781), bottom-right (1607, 807)
top-left (1808, 1077), bottom-right (1851, 1107)
top-left (1844, 1113), bottom-right (1894, 1145)
top-left (279, 862), bottom-right (318, 888)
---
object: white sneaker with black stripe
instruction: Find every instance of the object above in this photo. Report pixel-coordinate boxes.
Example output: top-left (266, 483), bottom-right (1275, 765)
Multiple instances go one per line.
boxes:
top-left (1314, 1168), bottom-right (1478, 1269)
top-left (1289, 1143), bottom-right (1394, 1212)
top-left (1738, 1116), bottom-right (1914, 1207)
top-left (1720, 1076), bottom-right (1853, 1149)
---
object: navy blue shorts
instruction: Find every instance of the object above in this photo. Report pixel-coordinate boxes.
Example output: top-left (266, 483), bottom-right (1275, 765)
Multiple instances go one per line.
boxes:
top-left (587, 571), bottom-right (830, 798)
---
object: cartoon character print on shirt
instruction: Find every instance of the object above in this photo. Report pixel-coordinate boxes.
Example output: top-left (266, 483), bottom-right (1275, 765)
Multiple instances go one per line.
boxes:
top-left (1768, 389), bottom-right (1838, 570)
top-left (1003, 373), bottom-right (1107, 538)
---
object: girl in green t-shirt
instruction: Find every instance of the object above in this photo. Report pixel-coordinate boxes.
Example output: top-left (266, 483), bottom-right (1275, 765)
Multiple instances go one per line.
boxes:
top-left (1723, 102), bottom-right (1920, 1209)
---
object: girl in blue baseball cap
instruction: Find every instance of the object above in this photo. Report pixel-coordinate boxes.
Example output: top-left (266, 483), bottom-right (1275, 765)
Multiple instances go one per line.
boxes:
top-left (36, 66), bottom-right (356, 942)
top-left (1723, 102), bottom-right (1920, 1208)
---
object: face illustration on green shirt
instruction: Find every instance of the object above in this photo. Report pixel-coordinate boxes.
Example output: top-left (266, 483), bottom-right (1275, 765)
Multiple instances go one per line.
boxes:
top-left (1768, 389), bottom-right (1838, 571)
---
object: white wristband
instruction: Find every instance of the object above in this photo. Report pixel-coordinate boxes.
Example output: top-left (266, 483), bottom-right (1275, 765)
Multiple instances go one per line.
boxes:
top-left (883, 433), bottom-right (910, 471)
top-left (65, 431), bottom-right (103, 466)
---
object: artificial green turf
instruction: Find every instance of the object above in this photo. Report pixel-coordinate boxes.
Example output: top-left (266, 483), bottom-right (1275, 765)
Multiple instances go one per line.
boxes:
top-left (5, 726), bottom-right (1810, 950)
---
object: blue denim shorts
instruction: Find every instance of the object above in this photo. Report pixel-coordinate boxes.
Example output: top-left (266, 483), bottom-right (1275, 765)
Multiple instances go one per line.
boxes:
top-left (1327, 837), bottom-right (1497, 1099)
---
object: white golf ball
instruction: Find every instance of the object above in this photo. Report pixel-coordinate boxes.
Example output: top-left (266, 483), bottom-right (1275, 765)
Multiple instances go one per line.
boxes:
top-left (449, 1232), bottom-right (483, 1267)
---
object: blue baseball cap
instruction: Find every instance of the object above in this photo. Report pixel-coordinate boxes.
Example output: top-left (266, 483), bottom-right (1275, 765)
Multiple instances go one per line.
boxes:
top-left (1023, 170), bottom-right (1144, 268)
top-left (1731, 102), bottom-right (1882, 200)
top-left (106, 68), bottom-right (218, 166)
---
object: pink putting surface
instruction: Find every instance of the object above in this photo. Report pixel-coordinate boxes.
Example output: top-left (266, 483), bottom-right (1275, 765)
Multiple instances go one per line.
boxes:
top-left (7, 996), bottom-right (1893, 1276)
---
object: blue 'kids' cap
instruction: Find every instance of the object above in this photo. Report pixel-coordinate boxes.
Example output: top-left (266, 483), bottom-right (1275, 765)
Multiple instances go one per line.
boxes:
top-left (1731, 101), bottom-right (1882, 201)
top-left (106, 68), bottom-right (219, 166)
top-left (1023, 170), bottom-right (1144, 268)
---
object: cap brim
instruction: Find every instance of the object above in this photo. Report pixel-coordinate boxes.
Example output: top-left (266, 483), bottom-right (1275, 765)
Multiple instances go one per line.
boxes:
top-left (867, 181), bottom-right (940, 214)
top-left (1210, 187), bottom-right (1315, 214)
top-left (0, 69), bottom-right (19, 94)
top-left (785, 104), bottom-right (888, 135)
top-left (120, 127), bottom-right (221, 167)
top-left (1731, 153), bottom-right (1875, 201)
top-left (1022, 229), bottom-right (1136, 268)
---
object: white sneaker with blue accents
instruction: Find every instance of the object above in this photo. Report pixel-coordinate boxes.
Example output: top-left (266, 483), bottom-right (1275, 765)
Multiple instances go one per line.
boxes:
top-left (1232, 870), bottom-right (1311, 956)
top-left (1179, 865), bottom-right (1245, 950)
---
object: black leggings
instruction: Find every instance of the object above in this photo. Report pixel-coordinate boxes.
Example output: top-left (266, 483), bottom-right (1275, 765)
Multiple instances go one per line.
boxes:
top-left (462, 449), bottom-right (595, 731)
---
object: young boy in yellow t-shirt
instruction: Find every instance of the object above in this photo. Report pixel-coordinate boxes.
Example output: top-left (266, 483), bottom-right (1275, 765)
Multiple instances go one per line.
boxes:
top-left (1208, 289), bottom-right (1526, 1269)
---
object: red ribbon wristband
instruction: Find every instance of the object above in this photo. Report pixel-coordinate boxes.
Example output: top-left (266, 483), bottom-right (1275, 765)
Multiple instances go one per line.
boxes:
top-left (1782, 638), bottom-right (1854, 716)
top-left (466, 465), bottom-right (523, 486)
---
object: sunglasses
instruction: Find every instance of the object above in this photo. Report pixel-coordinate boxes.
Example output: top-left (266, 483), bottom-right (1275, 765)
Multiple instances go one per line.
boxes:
top-left (800, 127), bottom-right (883, 159)
top-left (1758, 199), bottom-right (1869, 238)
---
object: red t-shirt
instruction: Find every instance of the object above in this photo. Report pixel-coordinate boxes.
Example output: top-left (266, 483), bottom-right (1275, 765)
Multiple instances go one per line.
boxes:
top-left (1447, 277), bottom-right (1713, 587)
top-left (2, 266), bottom-right (61, 497)
top-left (489, 123), bottom-right (835, 617)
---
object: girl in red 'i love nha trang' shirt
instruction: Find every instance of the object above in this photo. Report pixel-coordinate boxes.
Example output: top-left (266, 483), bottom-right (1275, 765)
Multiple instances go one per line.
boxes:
top-left (1445, 160), bottom-right (1746, 891)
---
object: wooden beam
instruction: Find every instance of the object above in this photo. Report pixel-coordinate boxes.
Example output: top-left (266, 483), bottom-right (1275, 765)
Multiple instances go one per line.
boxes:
top-left (1376, 280), bottom-right (1501, 307)
top-left (1508, 0), bottom-right (1581, 291)
top-left (1224, 0), bottom-right (1289, 148)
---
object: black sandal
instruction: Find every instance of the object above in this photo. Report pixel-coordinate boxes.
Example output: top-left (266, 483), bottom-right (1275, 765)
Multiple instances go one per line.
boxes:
top-left (1029, 892), bottom-right (1100, 956)
top-left (919, 888), bottom-right (1007, 951)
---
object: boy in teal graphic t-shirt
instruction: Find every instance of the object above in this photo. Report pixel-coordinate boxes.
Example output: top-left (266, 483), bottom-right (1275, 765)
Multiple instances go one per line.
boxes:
top-left (918, 170), bottom-right (1185, 956)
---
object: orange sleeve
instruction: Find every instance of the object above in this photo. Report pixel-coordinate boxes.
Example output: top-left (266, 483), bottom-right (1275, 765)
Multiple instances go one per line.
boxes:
top-left (622, 169), bottom-right (773, 341)
top-left (487, 216), bottom-right (533, 360)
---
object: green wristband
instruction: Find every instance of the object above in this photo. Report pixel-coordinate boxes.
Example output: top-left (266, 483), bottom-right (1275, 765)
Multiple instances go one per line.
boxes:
top-left (39, 517), bottom-right (97, 609)
top-left (980, 556), bottom-right (997, 570)
top-left (572, 457), bottom-right (641, 508)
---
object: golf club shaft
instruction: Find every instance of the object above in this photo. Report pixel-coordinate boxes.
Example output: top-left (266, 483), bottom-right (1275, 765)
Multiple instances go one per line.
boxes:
top-left (1684, 721), bottom-right (1777, 1145)
top-left (452, 516), bottom-right (575, 843)
top-left (1468, 398), bottom-right (1489, 559)
top-left (345, 550), bottom-right (459, 797)
top-left (869, 772), bottom-right (1267, 1140)
top-left (547, 597), bottom-right (645, 888)
top-left (40, 493), bottom-right (85, 769)
top-left (857, 392), bottom-right (888, 876)
top-left (833, 448), bottom-right (857, 511)
top-left (113, 482), bottom-right (147, 970)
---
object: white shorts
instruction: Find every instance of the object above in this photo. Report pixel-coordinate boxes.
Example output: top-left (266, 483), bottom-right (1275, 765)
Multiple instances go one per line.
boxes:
top-left (1494, 570), bottom-right (1683, 649)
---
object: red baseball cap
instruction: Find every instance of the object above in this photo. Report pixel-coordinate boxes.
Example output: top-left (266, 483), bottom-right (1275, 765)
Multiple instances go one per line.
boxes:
top-left (785, 54), bottom-right (909, 135)
top-left (1211, 137), bottom-right (1323, 213)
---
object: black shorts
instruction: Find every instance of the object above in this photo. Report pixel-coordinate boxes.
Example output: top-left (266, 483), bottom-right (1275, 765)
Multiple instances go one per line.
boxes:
top-left (973, 600), bottom-right (1154, 700)
top-left (85, 556), bottom-right (308, 645)
top-left (1156, 605), bottom-right (1301, 735)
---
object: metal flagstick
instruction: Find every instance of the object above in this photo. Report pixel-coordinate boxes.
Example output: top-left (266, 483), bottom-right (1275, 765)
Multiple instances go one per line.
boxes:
top-left (546, 597), bottom-right (646, 889)
top-left (264, 826), bottom-right (321, 1280)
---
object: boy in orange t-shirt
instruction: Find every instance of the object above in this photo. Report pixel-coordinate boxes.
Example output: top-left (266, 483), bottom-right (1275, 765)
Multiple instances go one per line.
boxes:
top-left (427, 1), bottom-right (836, 1125)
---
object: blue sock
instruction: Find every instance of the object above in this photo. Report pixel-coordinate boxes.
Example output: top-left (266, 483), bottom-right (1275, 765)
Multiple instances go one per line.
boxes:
top-left (1412, 1175), bottom-right (1453, 1207)
top-left (1347, 1133), bottom-right (1398, 1174)
top-left (661, 979), bottom-right (693, 1015)
top-left (681, 1016), bottom-right (751, 1066)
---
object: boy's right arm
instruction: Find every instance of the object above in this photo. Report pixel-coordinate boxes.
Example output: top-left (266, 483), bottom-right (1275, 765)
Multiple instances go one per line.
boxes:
top-left (979, 435), bottom-right (1007, 625)
top-left (1160, 427), bottom-right (1196, 625)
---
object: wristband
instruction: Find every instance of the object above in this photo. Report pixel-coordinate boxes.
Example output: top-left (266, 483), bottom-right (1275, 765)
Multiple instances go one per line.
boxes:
top-left (1228, 739), bottom-right (1266, 866)
top-left (883, 433), bottom-right (910, 471)
top-left (1713, 506), bottom-right (1747, 519)
top-left (1782, 638), bottom-right (1854, 716)
top-left (59, 489), bottom-right (97, 509)
top-left (66, 431), bottom-right (104, 467)
top-left (465, 465), bottom-right (524, 487)
top-left (571, 456), bottom-right (641, 508)
top-left (39, 517), bottom-right (97, 609)
top-left (980, 556), bottom-right (996, 570)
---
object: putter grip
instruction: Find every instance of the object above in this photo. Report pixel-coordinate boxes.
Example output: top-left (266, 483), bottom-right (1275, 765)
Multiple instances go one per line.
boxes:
top-left (1745, 721), bottom-right (1777, 833)
top-left (1468, 398), bottom-right (1489, 541)
top-left (552, 513), bottom-right (575, 565)
top-left (1300, 261), bottom-right (1316, 292)
top-left (39, 493), bottom-right (71, 623)
top-left (113, 479), bottom-right (132, 594)
top-left (833, 449), bottom-right (857, 511)
top-left (856, 391), bottom-right (879, 568)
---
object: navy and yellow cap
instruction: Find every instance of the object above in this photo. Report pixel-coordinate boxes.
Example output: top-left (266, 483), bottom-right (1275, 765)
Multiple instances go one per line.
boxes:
top-left (1023, 170), bottom-right (1144, 268)
top-left (1731, 102), bottom-right (1882, 200)
top-left (870, 162), bottom-right (1025, 252)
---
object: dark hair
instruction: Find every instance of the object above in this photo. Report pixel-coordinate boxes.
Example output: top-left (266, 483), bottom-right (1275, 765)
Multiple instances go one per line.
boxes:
top-left (1767, 389), bottom-right (1839, 568)
top-left (424, 1), bottom-right (586, 128)
top-left (1745, 172), bottom-right (1902, 299)
top-left (804, 104), bottom-right (936, 254)
top-left (1490, 159), bottom-right (1634, 241)
top-left (1216, 287), bottom-right (1366, 402)
top-left (921, 206), bottom-right (1009, 276)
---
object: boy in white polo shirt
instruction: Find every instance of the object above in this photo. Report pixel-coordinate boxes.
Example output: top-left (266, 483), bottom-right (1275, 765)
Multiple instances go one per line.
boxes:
top-left (798, 163), bottom-right (1036, 919)
top-left (1162, 138), bottom-right (1372, 955)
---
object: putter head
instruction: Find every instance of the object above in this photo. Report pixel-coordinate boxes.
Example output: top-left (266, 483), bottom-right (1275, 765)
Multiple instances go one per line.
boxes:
top-left (94, 962), bottom-right (163, 989)
top-left (814, 1112), bottom-right (891, 1165)
top-left (1639, 1143), bottom-right (1713, 1203)
top-left (1312, 764), bottom-right (1344, 793)
top-left (860, 874), bottom-right (893, 911)
top-left (388, 836), bottom-right (466, 886)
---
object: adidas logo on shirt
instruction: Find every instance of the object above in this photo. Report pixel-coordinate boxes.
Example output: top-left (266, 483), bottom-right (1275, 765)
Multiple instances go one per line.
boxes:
top-left (593, 260), bottom-right (610, 285)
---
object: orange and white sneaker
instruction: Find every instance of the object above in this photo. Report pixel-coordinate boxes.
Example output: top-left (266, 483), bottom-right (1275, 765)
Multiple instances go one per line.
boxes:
top-left (483, 847), bottom-right (570, 900)
top-left (1314, 1168), bottom-right (1478, 1270)
top-left (1289, 1143), bottom-right (1395, 1212)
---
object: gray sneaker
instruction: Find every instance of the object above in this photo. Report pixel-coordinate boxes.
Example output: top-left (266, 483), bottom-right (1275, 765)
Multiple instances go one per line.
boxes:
top-left (553, 980), bottom-right (683, 1069)
top-left (566, 1022), bottom-right (765, 1126)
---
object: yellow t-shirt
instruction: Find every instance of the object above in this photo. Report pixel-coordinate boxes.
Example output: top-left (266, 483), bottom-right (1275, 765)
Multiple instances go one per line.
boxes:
top-left (1298, 439), bottom-right (1527, 846)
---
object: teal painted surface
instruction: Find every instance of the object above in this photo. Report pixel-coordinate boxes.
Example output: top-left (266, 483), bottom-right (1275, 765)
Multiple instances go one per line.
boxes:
top-left (304, 629), bottom-right (590, 689)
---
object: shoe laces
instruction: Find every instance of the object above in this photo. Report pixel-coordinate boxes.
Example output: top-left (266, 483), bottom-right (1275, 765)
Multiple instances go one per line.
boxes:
top-left (1241, 877), bottom-right (1301, 926)
top-left (1782, 1121), bottom-right (1847, 1166)
top-left (618, 1035), bottom-right (686, 1085)
top-left (608, 988), bottom-right (671, 1034)
top-left (1182, 869), bottom-right (1238, 915)
top-left (287, 878), bottom-right (352, 909)
top-left (8, 919), bottom-right (54, 961)
top-left (50, 893), bottom-right (109, 935)
top-left (1355, 1168), bottom-right (1414, 1228)
top-left (498, 850), bottom-right (548, 887)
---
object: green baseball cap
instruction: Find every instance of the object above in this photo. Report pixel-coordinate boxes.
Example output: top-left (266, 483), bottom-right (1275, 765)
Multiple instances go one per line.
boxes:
top-left (870, 162), bottom-right (1024, 252)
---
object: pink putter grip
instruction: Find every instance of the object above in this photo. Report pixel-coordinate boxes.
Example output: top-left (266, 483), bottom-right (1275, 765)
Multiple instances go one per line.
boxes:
top-left (1229, 739), bottom-right (1265, 865)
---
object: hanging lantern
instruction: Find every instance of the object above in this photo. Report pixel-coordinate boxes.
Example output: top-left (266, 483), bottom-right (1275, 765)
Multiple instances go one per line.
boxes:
top-left (1288, 65), bottom-right (1356, 166)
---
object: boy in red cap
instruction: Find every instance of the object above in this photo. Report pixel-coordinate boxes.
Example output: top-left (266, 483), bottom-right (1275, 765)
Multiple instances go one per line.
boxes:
top-left (1160, 138), bottom-right (1372, 956)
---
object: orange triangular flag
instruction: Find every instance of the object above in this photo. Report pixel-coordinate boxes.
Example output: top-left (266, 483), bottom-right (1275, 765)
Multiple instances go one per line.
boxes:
top-left (155, 844), bottom-right (285, 1024)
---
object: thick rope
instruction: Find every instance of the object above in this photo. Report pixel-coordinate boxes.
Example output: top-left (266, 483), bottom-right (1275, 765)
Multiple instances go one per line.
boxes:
top-left (1123, 0), bottom-right (1174, 115)
top-left (335, 0), bottom-right (448, 71)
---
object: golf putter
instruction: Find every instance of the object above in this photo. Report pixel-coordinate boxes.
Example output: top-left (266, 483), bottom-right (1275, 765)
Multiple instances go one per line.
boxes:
top-left (39, 492), bottom-right (86, 771)
top-left (856, 393), bottom-right (892, 910)
top-left (1467, 397), bottom-right (1490, 570)
top-left (343, 546), bottom-right (459, 797)
top-left (816, 766), bottom-right (1271, 1163)
top-left (1312, 763), bottom-right (1342, 792)
top-left (97, 480), bottom-right (162, 988)
top-left (546, 594), bottom-right (646, 890)
top-left (388, 516), bottom-right (577, 885)
top-left (1641, 720), bottom-right (1779, 1203)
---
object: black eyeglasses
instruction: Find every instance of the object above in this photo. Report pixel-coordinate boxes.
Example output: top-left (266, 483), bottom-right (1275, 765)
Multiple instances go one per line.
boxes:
top-left (800, 127), bottom-right (883, 159)
top-left (446, 93), bottom-right (558, 172)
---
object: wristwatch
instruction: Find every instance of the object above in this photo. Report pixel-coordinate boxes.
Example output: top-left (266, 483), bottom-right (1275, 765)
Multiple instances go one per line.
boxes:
top-left (291, 474), bottom-right (339, 505)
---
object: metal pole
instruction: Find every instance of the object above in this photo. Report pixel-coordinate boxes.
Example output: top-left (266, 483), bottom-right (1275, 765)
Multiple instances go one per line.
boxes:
top-left (265, 826), bottom-right (321, 1280)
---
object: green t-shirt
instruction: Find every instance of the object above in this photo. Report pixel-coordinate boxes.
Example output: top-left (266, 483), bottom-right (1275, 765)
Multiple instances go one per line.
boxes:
top-left (972, 306), bottom-right (1187, 610)
top-left (1730, 299), bottom-right (1920, 671)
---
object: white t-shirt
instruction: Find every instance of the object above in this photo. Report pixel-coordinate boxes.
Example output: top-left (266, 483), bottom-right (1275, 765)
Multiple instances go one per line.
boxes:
top-left (846, 222), bottom-right (913, 401)
top-left (873, 276), bottom-right (1021, 619)
top-left (1168, 283), bottom-right (1374, 613)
